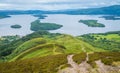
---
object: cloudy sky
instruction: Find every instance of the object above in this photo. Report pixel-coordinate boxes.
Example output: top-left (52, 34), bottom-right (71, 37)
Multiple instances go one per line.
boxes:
top-left (0, 0), bottom-right (120, 10)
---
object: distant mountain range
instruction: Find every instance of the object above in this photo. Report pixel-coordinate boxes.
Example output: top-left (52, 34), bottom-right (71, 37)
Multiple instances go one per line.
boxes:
top-left (55, 5), bottom-right (120, 15)
top-left (0, 5), bottom-right (120, 15)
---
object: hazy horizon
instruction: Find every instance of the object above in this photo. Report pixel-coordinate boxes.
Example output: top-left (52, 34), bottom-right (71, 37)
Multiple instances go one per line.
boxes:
top-left (0, 0), bottom-right (120, 10)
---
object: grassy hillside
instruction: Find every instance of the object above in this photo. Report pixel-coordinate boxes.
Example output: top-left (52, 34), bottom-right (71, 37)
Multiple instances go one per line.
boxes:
top-left (0, 31), bottom-right (105, 62)
top-left (11, 34), bottom-right (104, 61)
top-left (0, 31), bottom-right (120, 73)
top-left (51, 35), bottom-right (104, 53)
top-left (8, 34), bottom-right (104, 61)
top-left (12, 43), bottom-right (65, 61)
top-left (0, 30), bottom-right (61, 61)
top-left (80, 31), bottom-right (120, 51)
top-left (7, 38), bottom-right (47, 60)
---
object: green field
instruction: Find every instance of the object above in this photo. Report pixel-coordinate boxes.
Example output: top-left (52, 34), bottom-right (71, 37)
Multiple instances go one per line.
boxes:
top-left (80, 31), bottom-right (120, 51)
top-left (92, 34), bottom-right (120, 42)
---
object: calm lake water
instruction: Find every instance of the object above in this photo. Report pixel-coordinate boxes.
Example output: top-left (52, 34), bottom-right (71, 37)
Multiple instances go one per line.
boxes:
top-left (0, 15), bottom-right (37, 36)
top-left (42, 14), bottom-right (120, 36)
top-left (0, 14), bottom-right (120, 36)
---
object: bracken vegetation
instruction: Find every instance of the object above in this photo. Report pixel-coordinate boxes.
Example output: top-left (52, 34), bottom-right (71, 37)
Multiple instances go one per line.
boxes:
top-left (72, 52), bottom-right (120, 67)
top-left (88, 52), bottom-right (120, 67)
top-left (0, 54), bottom-right (68, 73)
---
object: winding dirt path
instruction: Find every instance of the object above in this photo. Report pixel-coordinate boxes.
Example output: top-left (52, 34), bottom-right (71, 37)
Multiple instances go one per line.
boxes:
top-left (58, 46), bottom-right (91, 73)
top-left (67, 55), bottom-right (80, 72)
top-left (58, 54), bottom-right (91, 73)
top-left (81, 47), bottom-right (89, 62)
top-left (58, 47), bottom-right (120, 73)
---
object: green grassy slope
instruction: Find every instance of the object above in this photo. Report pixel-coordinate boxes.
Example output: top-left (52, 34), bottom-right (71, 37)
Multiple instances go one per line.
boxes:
top-left (93, 34), bottom-right (120, 42)
top-left (9, 34), bottom-right (105, 61)
top-left (12, 43), bottom-right (65, 60)
top-left (0, 31), bottom-right (120, 73)
top-left (50, 34), bottom-right (105, 53)
top-left (80, 31), bottom-right (120, 51)
top-left (0, 31), bottom-right (62, 61)
top-left (0, 32), bottom-right (105, 62)
top-left (7, 38), bottom-right (47, 59)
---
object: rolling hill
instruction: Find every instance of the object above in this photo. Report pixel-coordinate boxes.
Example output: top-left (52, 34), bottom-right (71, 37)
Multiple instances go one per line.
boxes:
top-left (0, 31), bottom-right (120, 73)
top-left (0, 31), bottom-right (104, 62)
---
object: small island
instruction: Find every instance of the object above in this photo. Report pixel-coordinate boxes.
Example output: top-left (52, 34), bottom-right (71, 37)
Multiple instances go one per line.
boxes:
top-left (30, 20), bottom-right (63, 31)
top-left (100, 16), bottom-right (120, 20)
top-left (79, 20), bottom-right (105, 27)
top-left (33, 14), bottom-right (47, 19)
top-left (11, 24), bottom-right (22, 29)
top-left (0, 15), bottom-right (11, 19)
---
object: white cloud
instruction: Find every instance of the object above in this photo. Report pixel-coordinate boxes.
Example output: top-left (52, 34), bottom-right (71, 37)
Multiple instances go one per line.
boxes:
top-left (0, 3), bottom-right (11, 6)
top-left (0, 0), bottom-right (120, 10)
